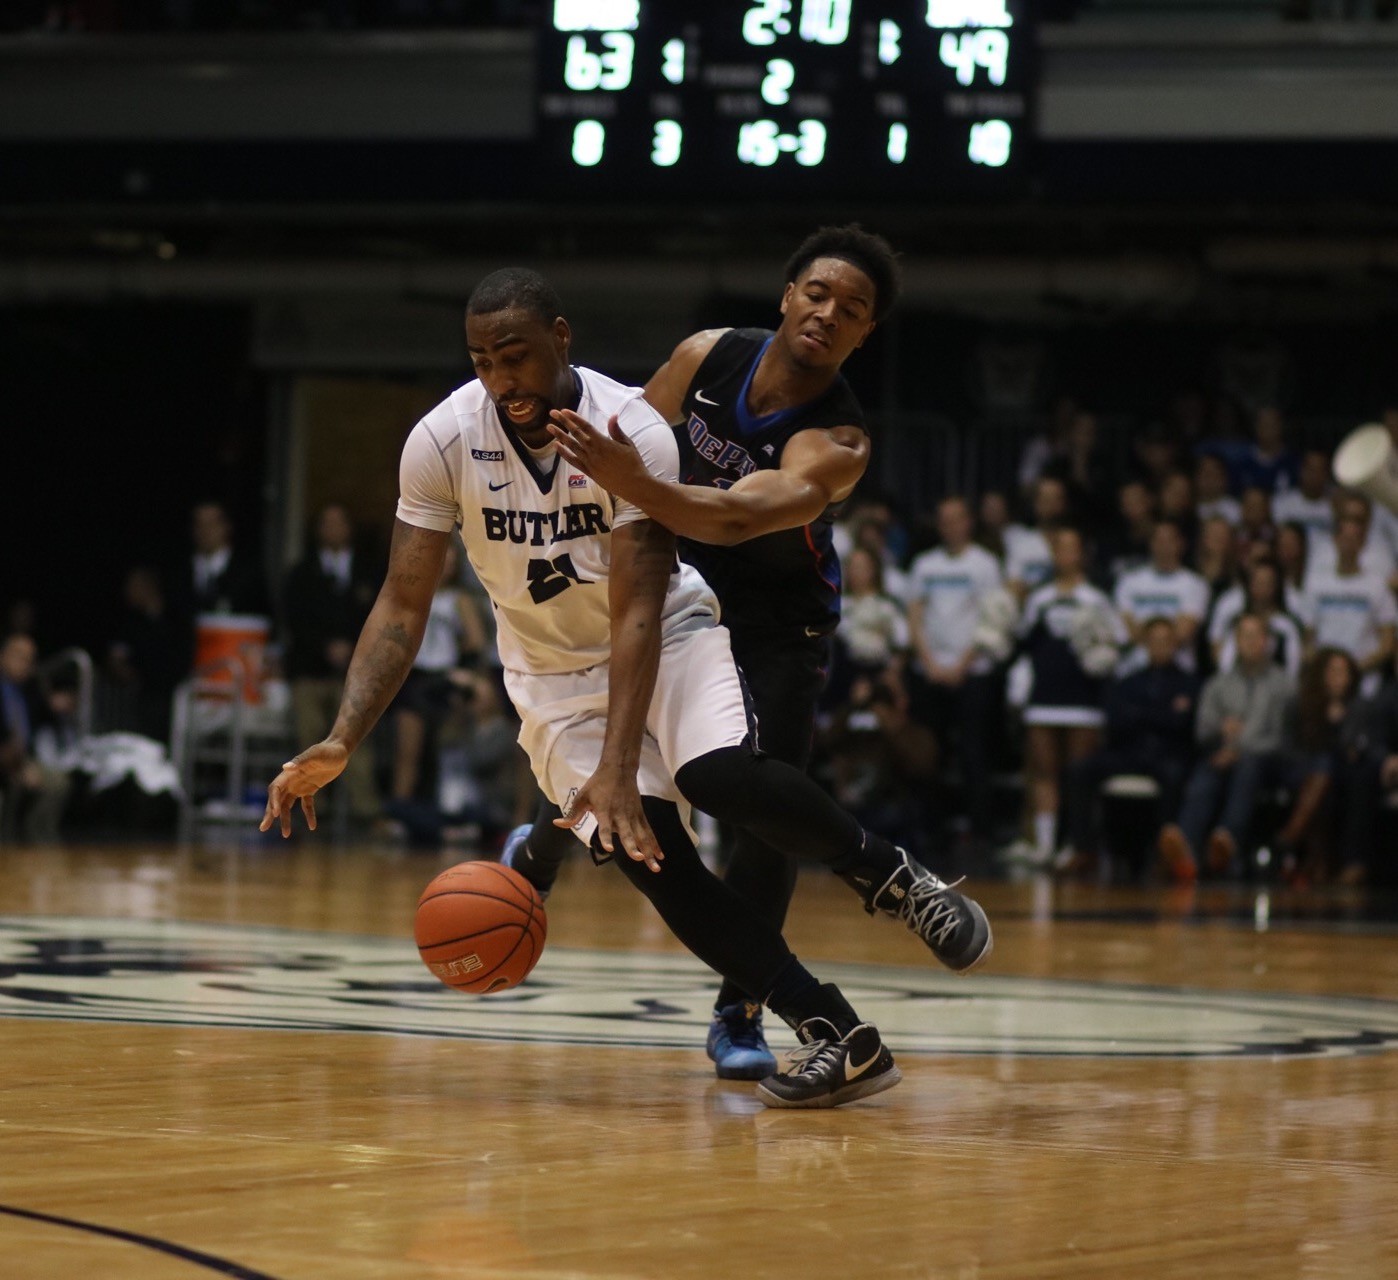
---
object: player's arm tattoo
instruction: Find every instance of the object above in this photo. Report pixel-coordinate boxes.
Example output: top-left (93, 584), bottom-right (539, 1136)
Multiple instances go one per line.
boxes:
top-left (329, 519), bottom-right (450, 752)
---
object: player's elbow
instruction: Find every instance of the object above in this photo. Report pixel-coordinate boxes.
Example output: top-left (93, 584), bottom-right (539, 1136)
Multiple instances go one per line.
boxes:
top-left (709, 513), bottom-right (762, 545)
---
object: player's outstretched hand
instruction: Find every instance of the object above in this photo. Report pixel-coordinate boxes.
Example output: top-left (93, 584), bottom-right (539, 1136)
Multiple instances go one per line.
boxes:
top-left (553, 761), bottom-right (663, 873)
top-left (548, 410), bottom-right (645, 498)
top-left (260, 740), bottom-right (350, 838)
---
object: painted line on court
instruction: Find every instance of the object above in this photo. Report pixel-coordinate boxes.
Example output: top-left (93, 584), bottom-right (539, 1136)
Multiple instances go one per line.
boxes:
top-left (0, 1203), bottom-right (284, 1279)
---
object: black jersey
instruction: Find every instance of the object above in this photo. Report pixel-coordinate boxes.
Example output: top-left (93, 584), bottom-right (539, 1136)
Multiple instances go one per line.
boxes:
top-left (676, 327), bottom-right (867, 640)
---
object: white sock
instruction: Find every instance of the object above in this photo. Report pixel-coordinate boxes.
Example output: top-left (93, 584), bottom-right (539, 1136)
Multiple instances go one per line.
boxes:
top-left (1034, 811), bottom-right (1057, 858)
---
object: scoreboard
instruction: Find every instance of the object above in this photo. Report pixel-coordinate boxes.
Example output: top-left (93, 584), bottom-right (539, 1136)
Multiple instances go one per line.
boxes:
top-left (537, 1), bottom-right (1034, 199)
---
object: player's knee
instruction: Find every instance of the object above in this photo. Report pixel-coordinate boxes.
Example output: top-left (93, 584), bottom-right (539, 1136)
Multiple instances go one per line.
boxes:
top-left (673, 744), bottom-right (757, 816)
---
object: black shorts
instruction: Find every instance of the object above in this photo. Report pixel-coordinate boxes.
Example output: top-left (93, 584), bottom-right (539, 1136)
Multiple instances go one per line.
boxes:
top-left (728, 628), bottom-right (831, 770)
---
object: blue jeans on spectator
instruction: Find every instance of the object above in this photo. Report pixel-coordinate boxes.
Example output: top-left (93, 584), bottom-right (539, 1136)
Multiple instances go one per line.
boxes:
top-left (1177, 750), bottom-right (1288, 857)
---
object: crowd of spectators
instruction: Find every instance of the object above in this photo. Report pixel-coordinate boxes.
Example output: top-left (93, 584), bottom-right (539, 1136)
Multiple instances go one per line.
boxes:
top-left (1, 496), bottom-right (526, 847)
top-left (817, 402), bottom-right (1398, 889)
top-left (6, 398), bottom-right (1398, 892)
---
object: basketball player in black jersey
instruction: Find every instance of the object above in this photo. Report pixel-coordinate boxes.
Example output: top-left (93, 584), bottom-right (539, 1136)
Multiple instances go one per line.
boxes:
top-left (504, 226), bottom-right (986, 1079)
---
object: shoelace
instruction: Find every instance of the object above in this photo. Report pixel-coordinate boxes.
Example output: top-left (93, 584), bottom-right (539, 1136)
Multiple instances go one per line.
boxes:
top-left (784, 1035), bottom-right (845, 1080)
top-left (885, 865), bottom-right (967, 951)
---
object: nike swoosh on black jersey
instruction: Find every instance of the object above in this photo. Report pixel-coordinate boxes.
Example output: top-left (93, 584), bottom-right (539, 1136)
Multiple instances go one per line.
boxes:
top-left (693, 389), bottom-right (720, 406)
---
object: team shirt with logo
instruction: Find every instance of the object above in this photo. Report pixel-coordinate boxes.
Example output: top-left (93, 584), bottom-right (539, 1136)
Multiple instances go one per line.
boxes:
top-left (906, 543), bottom-right (1003, 674)
top-left (396, 366), bottom-right (718, 676)
top-left (1113, 564), bottom-right (1211, 671)
top-left (675, 328), bottom-right (866, 640)
top-left (1002, 524), bottom-right (1052, 593)
top-left (1298, 565), bottom-right (1398, 666)
top-left (1306, 526), bottom-right (1397, 583)
top-left (1271, 489), bottom-right (1333, 544)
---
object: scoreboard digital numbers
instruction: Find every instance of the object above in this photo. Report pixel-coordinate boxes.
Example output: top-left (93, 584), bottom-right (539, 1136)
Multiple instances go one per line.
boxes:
top-left (538, 1), bottom-right (1033, 198)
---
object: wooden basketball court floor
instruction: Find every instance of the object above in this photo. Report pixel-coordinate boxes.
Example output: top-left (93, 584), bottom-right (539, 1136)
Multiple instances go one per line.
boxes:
top-left (1, 841), bottom-right (1395, 1280)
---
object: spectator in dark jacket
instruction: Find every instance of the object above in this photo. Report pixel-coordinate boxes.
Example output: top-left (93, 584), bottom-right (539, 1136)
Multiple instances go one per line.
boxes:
top-left (0, 633), bottom-right (71, 842)
top-left (281, 503), bottom-right (381, 823)
top-left (1273, 648), bottom-right (1366, 885)
top-left (1329, 680), bottom-right (1398, 887)
top-left (107, 565), bottom-right (181, 743)
top-left (1061, 616), bottom-right (1199, 872)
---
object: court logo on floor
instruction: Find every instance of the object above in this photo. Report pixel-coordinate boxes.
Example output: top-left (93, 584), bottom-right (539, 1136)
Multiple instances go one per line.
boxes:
top-left (2, 915), bottom-right (1397, 1059)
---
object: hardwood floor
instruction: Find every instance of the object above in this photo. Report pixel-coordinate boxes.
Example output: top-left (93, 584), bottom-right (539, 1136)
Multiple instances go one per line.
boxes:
top-left (1, 841), bottom-right (1395, 1279)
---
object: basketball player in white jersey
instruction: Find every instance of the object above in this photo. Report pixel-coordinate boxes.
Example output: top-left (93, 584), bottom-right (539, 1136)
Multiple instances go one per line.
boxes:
top-left (262, 269), bottom-right (990, 1108)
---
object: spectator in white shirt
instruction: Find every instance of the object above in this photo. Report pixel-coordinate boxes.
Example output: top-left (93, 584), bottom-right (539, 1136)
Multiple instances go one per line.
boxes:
top-left (1308, 492), bottom-right (1397, 586)
top-left (1193, 515), bottom-right (1241, 610)
top-left (1300, 511), bottom-right (1397, 690)
top-left (906, 496), bottom-right (1005, 847)
top-left (976, 489), bottom-right (1011, 566)
top-left (1234, 485), bottom-right (1276, 566)
top-left (1159, 469), bottom-right (1198, 550)
top-left (1004, 475), bottom-right (1068, 602)
top-left (1114, 520), bottom-right (1210, 672)
top-left (830, 546), bottom-right (909, 704)
top-left (1209, 558), bottom-right (1305, 678)
top-left (1271, 449), bottom-right (1333, 548)
top-left (1103, 479), bottom-right (1157, 585)
top-left (1276, 520), bottom-right (1310, 600)
top-left (1195, 453), bottom-right (1241, 526)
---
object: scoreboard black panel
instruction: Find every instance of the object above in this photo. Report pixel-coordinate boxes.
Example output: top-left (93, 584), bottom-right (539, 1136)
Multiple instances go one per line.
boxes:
top-left (537, 1), bottom-right (1033, 199)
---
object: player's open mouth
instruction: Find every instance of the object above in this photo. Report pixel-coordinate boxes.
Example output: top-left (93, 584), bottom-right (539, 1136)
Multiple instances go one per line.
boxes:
top-left (800, 331), bottom-right (830, 349)
top-left (503, 399), bottom-right (539, 421)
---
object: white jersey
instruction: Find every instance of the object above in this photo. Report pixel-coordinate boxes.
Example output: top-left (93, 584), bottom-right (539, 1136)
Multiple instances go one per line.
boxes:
top-left (906, 543), bottom-right (1003, 673)
top-left (397, 367), bottom-right (717, 675)
top-left (1271, 490), bottom-right (1332, 544)
top-left (1003, 524), bottom-right (1052, 592)
top-left (1299, 565), bottom-right (1398, 666)
top-left (1114, 564), bottom-right (1210, 673)
top-left (1114, 565), bottom-right (1210, 627)
top-left (1197, 496), bottom-right (1242, 526)
top-left (1306, 528), bottom-right (1396, 583)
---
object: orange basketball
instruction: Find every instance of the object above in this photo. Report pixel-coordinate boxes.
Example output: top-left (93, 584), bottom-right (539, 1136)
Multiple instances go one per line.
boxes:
top-left (415, 861), bottom-right (547, 995)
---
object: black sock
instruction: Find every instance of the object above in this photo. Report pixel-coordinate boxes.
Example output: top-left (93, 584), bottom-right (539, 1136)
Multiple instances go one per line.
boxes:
top-left (514, 797), bottom-right (575, 886)
top-left (714, 833), bottom-right (799, 1009)
top-left (832, 830), bottom-right (906, 907)
top-left (764, 959), bottom-right (859, 1036)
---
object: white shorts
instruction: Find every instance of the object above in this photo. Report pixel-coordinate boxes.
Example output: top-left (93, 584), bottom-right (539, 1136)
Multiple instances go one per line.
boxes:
top-left (503, 619), bottom-right (751, 847)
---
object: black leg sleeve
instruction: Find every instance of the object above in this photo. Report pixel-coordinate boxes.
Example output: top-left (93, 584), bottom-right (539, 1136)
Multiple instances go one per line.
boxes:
top-left (607, 798), bottom-right (806, 1009)
top-left (674, 745), bottom-right (904, 895)
top-left (523, 796), bottom-right (576, 873)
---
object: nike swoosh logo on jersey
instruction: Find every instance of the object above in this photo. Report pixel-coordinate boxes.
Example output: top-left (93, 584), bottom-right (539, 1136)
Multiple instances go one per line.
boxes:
top-left (845, 1042), bottom-right (883, 1080)
top-left (488, 480), bottom-right (514, 492)
top-left (694, 389), bottom-right (720, 406)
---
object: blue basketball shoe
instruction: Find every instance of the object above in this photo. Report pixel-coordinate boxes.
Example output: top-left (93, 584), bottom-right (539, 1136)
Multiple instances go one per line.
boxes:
top-left (706, 1000), bottom-right (778, 1080)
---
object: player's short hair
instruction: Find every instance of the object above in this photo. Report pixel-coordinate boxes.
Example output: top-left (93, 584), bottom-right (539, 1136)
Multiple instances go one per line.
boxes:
top-left (784, 224), bottom-right (901, 322)
top-left (467, 268), bottom-right (563, 325)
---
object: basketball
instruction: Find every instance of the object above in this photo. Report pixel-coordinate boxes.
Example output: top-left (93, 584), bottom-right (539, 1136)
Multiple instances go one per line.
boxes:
top-left (414, 861), bottom-right (548, 995)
